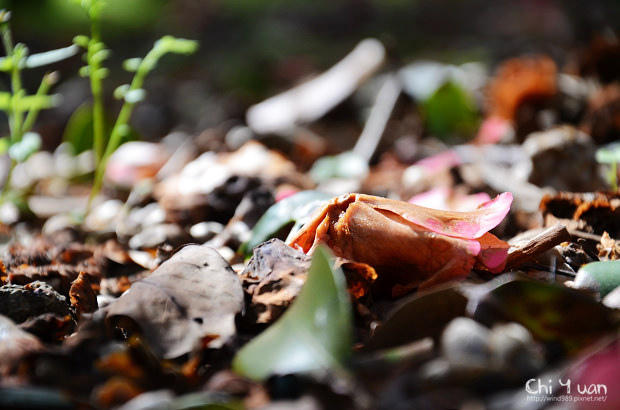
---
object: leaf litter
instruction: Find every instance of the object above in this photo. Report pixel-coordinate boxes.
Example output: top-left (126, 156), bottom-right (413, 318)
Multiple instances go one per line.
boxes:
top-left (3, 32), bottom-right (620, 410)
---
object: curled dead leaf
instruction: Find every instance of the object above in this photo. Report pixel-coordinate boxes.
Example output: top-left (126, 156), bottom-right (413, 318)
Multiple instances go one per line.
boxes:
top-left (287, 192), bottom-right (512, 294)
top-left (69, 272), bottom-right (98, 314)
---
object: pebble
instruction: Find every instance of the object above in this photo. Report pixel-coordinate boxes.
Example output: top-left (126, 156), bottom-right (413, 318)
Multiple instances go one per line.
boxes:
top-left (82, 199), bottom-right (124, 233)
top-left (128, 223), bottom-right (189, 250)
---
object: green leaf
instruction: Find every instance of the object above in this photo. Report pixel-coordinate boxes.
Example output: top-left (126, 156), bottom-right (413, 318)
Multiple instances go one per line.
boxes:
top-left (0, 56), bottom-right (13, 72)
top-left (309, 151), bottom-right (369, 183)
top-left (233, 246), bottom-right (352, 380)
top-left (79, 66), bottom-right (90, 77)
top-left (123, 57), bottom-right (142, 72)
top-left (73, 35), bottom-right (90, 48)
top-left (238, 190), bottom-right (332, 257)
top-left (0, 92), bottom-right (11, 109)
top-left (0, 137), bottom-right (9, 155)
top-left (9, 132), bottom-right (41, 162)
top-left (0, 9), bottom-right (11, 24)
top-left (113, 84), bottom-right (130, 100)
top-left (475, 279), bottom-right (617, 355)
top-left (62, 101), bottom-right (94, 154)
top-left (13, 94), bottom-right (60, 111)
top-left (25, 44), bottom-right (80, 68)
top-left (422, 81), bottom-right (479, 141)
top-left (91, 48), bottom-right (110, 65)
top-left (124, 88), bottom-right (146, 104)
top-left (595, 142), bottom-right (620, 164)
top-left (155, 35), bottom-right (199, 55)
top-left (574, 260), bottom-right (620, 297)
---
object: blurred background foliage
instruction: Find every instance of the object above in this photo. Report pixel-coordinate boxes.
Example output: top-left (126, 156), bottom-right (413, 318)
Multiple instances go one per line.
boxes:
top-left (0, 0), bottom-right (618, 146)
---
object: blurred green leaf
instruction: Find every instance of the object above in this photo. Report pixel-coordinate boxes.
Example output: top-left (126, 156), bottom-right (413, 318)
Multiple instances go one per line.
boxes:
top-left (575, 260), bottom-right (620, 298)
top-left (123, 88), bottom-right (146, 104)
top-left (233, 246), bottom-right (352, 381)
top-left (0, 56), bottom-right (12, 71)
top-left (310, 151), bottom-right (369, 183)
top-left (422, 81), bottom-right (479, 140)
top-left (25, 44), bottom-right (79, 68)
top-left (8, 132), bottom-right (41, 162)
top-left (595, 142), bottom-right (620, 164)
top-left (475, 279), bottom-right (617, 355)
top-left (72, 34), bottom-right (90, 48)
top-left (0, 137), bottom-right (9, 155)
top-left (62, 101), bottom-right (94, 154)
top-left (238, 190), bottom-right (331, 257)
top-left (123, 57), bottom-right (142, 72)
top-left (0, 93), bottom-right (59, 112)
top-left (113, 84), bottom-right (129, 100)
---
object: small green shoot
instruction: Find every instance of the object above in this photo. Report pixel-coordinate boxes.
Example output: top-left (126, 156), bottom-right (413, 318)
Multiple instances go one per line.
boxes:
top-left (70, 0), bottom-right (198, 209)
top-left (595, 142), bottom-right (620, 191)
top-left (232, 245), bottom-right (353, 381)
top-left (0, 9), bottom-right (78, 203)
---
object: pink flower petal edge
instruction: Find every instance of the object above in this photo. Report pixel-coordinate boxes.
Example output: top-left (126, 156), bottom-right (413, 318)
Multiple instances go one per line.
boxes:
top-left (396, 192), bottom-right (513, 240)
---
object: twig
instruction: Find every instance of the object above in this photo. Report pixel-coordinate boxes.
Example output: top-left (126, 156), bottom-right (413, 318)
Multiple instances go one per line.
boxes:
top-left (567, 229), bottom-right (605, 242)
top-left (505, 223), bottom-right (571, 270)
top-left (353, 74), bottom-right (402, 162)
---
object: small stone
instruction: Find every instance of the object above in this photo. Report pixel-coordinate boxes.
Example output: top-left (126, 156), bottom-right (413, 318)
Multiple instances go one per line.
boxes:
top-left (523, 126), bottom-right (606, 191)
top-left (83, 199), bottom-right (124, 233)
top-left (189, 221), bottom-right (224, 242)
top-left (105, 141), bottom-right (169, 189)
top-left (116, 202), bottom-right (166, 238)
top-left (128, 223), bottom-right (189, 250)
top-left (489, 322), bottom-right (543, 376)
top-left (441, 317), bottom-right (491, 367)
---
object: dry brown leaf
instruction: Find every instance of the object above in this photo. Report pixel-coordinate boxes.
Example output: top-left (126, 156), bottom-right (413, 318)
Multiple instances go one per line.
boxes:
top-left (102, 245), bottom-right (244, 358)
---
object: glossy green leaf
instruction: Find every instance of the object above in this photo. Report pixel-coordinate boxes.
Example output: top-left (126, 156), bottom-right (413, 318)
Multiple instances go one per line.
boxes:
top-left (238, 190), bottom-right (332, 257)
top-left (233, 246), bottom-right (353, 381)
top-left (575, 260), bottom-right (620, 297)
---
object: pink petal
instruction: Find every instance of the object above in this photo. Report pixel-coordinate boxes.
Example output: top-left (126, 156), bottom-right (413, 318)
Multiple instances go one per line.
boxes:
top-left (409, 188), bottom-right (492, 212)
top-left (415, 149), bottom-right (461, 173)
top-left (473, 116), bottom-right (513, 144)
top-left (475, 232), bottom-right (509, 272)
top-left (370, 192), bottom-right (513, 240)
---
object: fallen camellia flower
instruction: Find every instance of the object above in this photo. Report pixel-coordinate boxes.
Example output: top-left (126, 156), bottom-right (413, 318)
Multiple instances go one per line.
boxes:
top-left (287, 192), bottom-right (512, 295)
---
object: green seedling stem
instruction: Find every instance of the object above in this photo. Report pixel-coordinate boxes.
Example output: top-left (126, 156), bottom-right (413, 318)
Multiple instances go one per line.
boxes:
top-left (87, 36), bottom-right (197, 208)
top-left (0, 17), bottom-right (23, 147)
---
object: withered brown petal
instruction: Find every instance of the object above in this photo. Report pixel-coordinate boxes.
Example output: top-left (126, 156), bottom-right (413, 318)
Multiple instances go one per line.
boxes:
top-left (288, 195), bottom-right (484, 291)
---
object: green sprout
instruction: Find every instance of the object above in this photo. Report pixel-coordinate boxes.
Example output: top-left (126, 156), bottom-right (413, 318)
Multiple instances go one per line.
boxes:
top-left (595, 142), bottom-right (620, 191)
top-left (0, 9), bottom-right (78, 201)
top-left (71, 0), bottom-right (198, 209)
